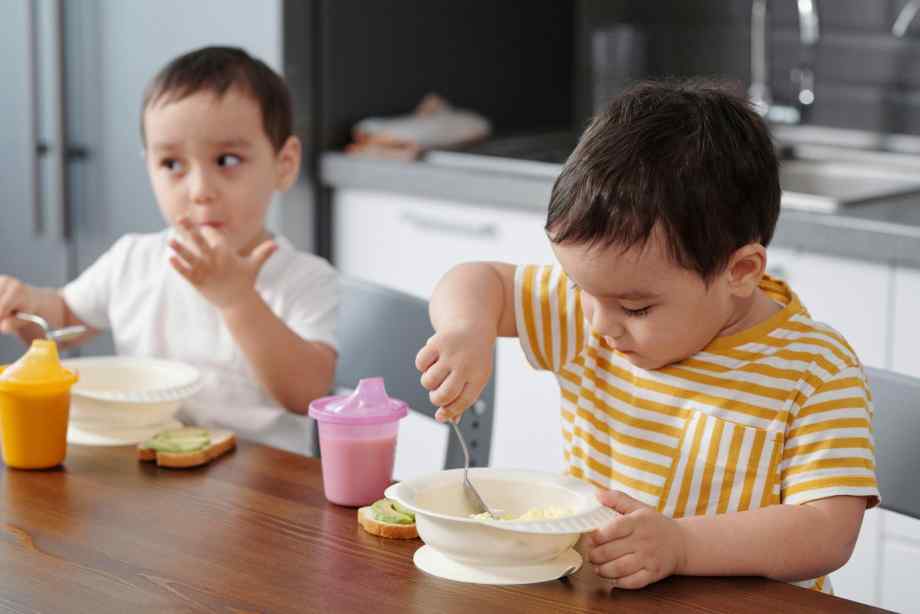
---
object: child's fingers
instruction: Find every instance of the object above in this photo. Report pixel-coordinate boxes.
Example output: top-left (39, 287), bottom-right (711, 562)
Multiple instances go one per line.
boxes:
top-left (169, 255), bottom-right (197, 284)
top-left (436, 381), bottom-right (479, 422)
top-left (248, 240), bottom-right (277, 272)
top-left (594, 553), bottom-right (642, 580)
top-left (429, 370), bottom-right (466, 408)
top-left (0, 285), bottom-right (28, 332)
top-left (0, 278), bottom-right (24, 310)
top-left (588, 536), bottom-right (633, 566)
top-left (606, 568), bottom-right (654, 590)
top-left (0, 285), bottom-right (15, 319)
top-left (590, 515), bottom-right (634, 545)
top-left (415, 343), bottom-right (439, 372)
top-left (419, 361), bottom-right (450, 391)
top-left (198, 224), bottom-right (227, 249)
top-left (0, 317), bottom-right (27, 334)
top-left (169, 239), bottom-right (200, 268)
top-left (177, 218), bottom-right (212, 258)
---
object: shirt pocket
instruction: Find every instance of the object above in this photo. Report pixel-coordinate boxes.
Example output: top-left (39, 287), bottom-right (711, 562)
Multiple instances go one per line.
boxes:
top-left (658, 411), bottom-right (784, 518)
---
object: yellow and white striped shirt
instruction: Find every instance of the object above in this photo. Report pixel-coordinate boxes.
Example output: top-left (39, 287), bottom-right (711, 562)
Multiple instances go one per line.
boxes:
top-left (514, 265), bottom-right (879, 593)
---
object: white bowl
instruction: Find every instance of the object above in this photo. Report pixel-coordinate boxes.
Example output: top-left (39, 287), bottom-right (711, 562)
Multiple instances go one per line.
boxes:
top-left (61, 356), bottom-right (202, 443)
top-left (385, 468), bottom-right (617, 566)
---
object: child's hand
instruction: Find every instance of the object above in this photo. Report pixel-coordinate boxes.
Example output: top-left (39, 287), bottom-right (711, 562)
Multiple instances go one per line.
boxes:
top-left (588, 490), bottom-right (688, 589)
top-left (0, 276), bottom-right (36, 335)
top-left (415, 324), bottom-right (494, 422)
top-left (168, 217), bottom-right (277, 310)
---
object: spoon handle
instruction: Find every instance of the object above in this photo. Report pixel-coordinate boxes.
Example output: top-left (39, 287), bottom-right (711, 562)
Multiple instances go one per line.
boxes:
top-left (15, 312), bottom-right (51, 335)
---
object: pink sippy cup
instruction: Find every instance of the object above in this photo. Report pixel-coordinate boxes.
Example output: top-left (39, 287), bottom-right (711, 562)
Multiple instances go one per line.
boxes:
top-left (309, 377), bottom-right (408, 507)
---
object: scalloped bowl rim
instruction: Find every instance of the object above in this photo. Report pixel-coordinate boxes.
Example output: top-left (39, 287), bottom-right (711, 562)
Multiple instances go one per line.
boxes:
top-left (62, 356), bottom-right (203, 404)
top-left (385, 468), bottom-right (617, 534)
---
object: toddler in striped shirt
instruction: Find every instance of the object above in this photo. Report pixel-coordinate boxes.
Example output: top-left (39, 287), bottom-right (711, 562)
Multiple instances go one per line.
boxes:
top-left (415, 79), bottom-right (878, 593)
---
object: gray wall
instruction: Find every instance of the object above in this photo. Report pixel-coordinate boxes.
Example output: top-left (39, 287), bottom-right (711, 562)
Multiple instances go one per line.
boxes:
top-left (577, 0), bottom-right (920, 135)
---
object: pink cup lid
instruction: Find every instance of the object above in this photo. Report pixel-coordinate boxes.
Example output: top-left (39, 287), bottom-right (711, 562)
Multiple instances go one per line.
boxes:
top-left (309, 377), bottom-right (409, 425)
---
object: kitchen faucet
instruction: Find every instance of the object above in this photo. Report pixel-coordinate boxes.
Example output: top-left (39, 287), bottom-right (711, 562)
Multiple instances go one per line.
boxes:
top-left (748, 0), bottom-right (820, 124)
top-left (893, 0), bottom-right (919, 37)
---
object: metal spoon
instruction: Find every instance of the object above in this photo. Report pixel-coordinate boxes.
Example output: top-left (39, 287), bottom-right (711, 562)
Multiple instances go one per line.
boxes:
top-left (449, 419), bottom-right (500, 519)
top-left (15, 312), bottom-right (86, 343)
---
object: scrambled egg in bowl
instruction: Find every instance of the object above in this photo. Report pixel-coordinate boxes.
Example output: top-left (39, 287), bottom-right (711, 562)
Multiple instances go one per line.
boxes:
top-left (471, 505), bottom-right (574, 521)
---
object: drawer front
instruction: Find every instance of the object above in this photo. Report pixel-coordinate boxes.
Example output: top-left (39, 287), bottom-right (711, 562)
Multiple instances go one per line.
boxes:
top-left (334, 190), bottom-right (509, 297)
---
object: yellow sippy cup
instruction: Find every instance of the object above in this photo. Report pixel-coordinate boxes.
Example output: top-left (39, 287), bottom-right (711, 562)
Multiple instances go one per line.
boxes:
top-left (0, 339), bottom-right (78, 469)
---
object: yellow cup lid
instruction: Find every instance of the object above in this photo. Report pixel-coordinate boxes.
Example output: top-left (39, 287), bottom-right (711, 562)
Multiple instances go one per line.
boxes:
top-left (0, 339), bottom-right (78, 392)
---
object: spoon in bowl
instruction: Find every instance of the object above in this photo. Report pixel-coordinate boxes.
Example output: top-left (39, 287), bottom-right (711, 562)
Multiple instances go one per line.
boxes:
top-left (15, 312), bottom-right (87, 344)
top-left (449, 419), bottom-right (500, 519)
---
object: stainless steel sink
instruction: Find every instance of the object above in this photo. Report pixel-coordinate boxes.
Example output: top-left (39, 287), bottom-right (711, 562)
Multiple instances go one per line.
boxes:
top-left (425, 131), bottom-right (920, 213)
top-left (780, 158), bottom-right (920, 212)
top-left (779, 144), bottom-right (920, 212)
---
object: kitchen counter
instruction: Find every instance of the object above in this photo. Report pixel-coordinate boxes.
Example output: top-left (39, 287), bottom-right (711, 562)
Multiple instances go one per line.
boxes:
top-left (321, 152), bottom-right (920, 269)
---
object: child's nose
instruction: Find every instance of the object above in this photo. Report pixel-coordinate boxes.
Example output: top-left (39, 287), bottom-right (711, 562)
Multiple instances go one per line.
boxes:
top-left (189, 168), bottom-right (217, 204)
top-left (590, 307), bottom-right (626, 339)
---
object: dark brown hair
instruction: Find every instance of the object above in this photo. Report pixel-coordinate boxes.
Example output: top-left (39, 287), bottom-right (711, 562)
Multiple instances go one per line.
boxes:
top-left (546, 79), bottom-right (780, 281)
top-left (140, 46), bottom-right (292, 152)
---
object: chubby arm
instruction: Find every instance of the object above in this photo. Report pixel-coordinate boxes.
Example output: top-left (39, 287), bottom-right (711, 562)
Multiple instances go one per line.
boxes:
top-left (417, 262), bottom-right (517, 421)
top-left (678, 495), bottom-right (865, 580)
top-left (221, 290), bottom-right (336, 414)
top-left (589, 491), bottom-right (866, 588)
top-left (429, 261), bottom-right (518, 338)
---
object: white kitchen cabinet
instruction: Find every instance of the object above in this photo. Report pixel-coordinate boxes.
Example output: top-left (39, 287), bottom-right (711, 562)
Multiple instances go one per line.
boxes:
top-left (892, 267), bottom-right (920, 378)
top-left (832, 507), bottom-right (882, 606)
top-left (779, 252), bottom-right (891, 369)
top-left (765, 246), bottom-right (800, 282)
top-left (333, 189), bottom-right (565, 476)
top-left (880, 517), bottom-right (920, 614)
top-left (490, 200), bottom-right (565, 473)
top-left (765, 246), bottom-right (889, 369)
top-left (334, 190), bottom-right (510, 297)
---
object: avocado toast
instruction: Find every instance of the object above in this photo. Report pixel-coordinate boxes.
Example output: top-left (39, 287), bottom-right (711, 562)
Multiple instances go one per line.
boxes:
top-left (358, 499), bottom-right (418, 539)
top-left (137, 426), bottom-right (236, 468)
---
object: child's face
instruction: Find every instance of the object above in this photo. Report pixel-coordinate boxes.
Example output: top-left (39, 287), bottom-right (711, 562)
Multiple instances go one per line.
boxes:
top-left (143, 88), bottom-right (299, 254)
top-left (552, 228), bottom-right (739, 370)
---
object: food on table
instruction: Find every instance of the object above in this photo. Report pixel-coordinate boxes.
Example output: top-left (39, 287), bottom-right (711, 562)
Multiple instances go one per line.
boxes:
top-left (358, 499), bottom-right (418, 539)
top-left (137, 426), bottom-right (236, 468)
top-left (470, 506), bottom-right (574, 521)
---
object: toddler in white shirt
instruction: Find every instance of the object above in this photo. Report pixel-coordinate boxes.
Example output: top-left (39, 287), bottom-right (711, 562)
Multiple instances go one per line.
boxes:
top-left (0, 46), bottom-right (338, 455)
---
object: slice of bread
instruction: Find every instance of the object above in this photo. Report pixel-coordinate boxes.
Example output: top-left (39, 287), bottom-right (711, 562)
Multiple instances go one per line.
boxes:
top-left (358, 505), bottom-right (418, 540)
top-left (137, 427), bottom-right (236, 468)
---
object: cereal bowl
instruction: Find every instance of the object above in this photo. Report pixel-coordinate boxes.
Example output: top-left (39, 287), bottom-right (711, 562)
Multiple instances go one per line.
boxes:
top-left (385, 468), bottom-right (617, 566)
top-left (62, 356), bottom-right (202, 444)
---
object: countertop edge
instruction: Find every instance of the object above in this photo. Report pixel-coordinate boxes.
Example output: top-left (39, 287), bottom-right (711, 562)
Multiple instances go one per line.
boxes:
top-left (321, 152), bottom-right (920, 270)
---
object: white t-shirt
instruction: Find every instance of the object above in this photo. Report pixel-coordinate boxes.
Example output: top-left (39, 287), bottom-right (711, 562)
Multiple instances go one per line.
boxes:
top-left (62, 229), bottom-right (338, 456)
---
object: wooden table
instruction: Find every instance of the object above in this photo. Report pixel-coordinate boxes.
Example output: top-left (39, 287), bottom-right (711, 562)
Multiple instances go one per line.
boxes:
top-left (1, 442), bottom-right (889, 613)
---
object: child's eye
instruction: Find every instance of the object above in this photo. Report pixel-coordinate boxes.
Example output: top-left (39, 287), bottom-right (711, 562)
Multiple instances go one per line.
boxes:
top-left (160, 158), bottom-right (183, 172)
top-left (218, 154), bottom-right (242, 168)
top-left (623, 306), bottom-right (651, 318)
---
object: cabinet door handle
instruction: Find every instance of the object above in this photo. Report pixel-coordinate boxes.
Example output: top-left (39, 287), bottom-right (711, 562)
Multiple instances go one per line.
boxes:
top-left (400, 211), bottom-right (498, 239)
top-left (27, 1), bottom-right (42, 236)
top-left (49, 0), bottom-right (70, 241)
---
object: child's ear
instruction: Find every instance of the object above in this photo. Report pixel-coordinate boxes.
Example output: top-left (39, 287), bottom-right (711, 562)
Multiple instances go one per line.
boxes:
top-left (726, 243), bottom-right (766, 298)
top-left (275, 135), bottom-right (301, 191)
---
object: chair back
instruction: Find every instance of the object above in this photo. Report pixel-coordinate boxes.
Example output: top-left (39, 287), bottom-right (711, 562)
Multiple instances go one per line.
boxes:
top-left (865, 367), bottom-right (920, 519)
